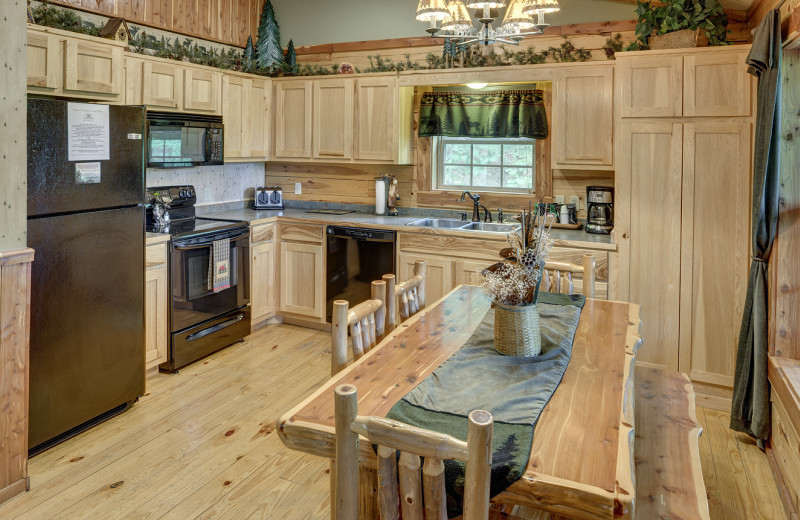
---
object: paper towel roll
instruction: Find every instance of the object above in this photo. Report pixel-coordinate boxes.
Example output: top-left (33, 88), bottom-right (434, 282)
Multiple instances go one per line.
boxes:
top-left (375, 179), bottom-right (386, 215)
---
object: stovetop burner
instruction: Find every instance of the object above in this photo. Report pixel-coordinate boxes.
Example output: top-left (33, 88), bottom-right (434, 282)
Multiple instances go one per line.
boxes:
top-left (145, 185), bottom-right (247, 239)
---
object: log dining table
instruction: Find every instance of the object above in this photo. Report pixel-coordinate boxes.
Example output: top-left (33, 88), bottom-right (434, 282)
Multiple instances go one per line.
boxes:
top-left (277, 285), bottom-right (642, 520)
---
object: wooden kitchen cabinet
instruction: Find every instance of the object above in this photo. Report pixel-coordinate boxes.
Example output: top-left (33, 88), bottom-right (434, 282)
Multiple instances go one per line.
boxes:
top-left (313, 78), bottom-right (354, 160)
top-left (27, 30), bottom-right (59, 93)
top-left (617, 47), bottom-right (753, 119)
top-left (141, 60), bottom-right (183, 109)
top-left (684, 52), bottom-right (751, 117)
top-left (399, 252), bottom-right (453, 305)
top-left (679, 122), bottom-right (751, 389)
top-left (251, 223), bottom-right (276, 327)
top-left (553, 65), bottom-right (614, 169)
top-left (184, 68), bottom-right (222, 114)
top-left (223, 75), bottom-right (270, 161)
top-left (63, 39), bottom-right (123, 99)
top-left (617, 55), bottom-right (683, 118)
top-left (616, 122), bottom-right (684, 371)
top-left (354, 76), bottom-right (400, 162)
top-left (278, 224), bottom-right (325, 319)
top-left (144, 242), bottom-right (169, 371)
top-left (274, 80), bottom-right (313, 159)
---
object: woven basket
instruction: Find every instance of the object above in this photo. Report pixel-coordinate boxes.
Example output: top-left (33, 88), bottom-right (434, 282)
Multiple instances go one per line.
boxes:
top-left (649, 29), bottom-right (699, 50)
top-left (493, 301), bottom-right (541, 357)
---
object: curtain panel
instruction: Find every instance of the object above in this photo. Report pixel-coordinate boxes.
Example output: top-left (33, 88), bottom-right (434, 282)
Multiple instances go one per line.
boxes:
top-left (730, 8), bottom-right (782, 442)
top-left (418, 90), bottom-right (548, 139)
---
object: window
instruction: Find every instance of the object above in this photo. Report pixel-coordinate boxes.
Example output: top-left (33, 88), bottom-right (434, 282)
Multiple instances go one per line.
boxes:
top-left (435, 136), bottom-right (535, 193)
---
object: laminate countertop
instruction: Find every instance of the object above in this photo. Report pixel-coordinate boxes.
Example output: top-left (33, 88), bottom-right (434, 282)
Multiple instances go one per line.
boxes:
top-left (197, 208), bottom-right (617, 251)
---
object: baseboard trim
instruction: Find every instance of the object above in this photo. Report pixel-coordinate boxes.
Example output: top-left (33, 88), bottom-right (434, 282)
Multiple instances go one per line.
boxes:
top-left (0, 477), bottom-right (29, 505)
top-left (281, 315), bottom-right (332, 332)
top-left (766, 442), bottom-right (800, 520)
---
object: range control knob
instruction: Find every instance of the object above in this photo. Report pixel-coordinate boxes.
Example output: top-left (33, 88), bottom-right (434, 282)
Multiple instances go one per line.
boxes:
top-left (187, 189), bottom-right (194, 198)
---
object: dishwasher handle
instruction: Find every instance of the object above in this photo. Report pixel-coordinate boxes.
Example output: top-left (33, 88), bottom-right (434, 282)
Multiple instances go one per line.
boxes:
top-left (327, 226), bottom-right (396, 242)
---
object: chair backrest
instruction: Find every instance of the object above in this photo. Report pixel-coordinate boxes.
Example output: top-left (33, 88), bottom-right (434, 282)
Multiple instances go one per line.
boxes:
top-left (542, 254), bottom-right (596, 298)
top-left (334, 384), bottom-right (493, 520)
top-left (383, 261), bottom-right (426, 333)
top-left (331, 280), bottom-right (387, 376)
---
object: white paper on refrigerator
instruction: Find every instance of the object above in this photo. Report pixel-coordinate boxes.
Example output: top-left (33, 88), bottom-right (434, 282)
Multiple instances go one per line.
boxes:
top-left (67, 103), bottom-right (110, 161)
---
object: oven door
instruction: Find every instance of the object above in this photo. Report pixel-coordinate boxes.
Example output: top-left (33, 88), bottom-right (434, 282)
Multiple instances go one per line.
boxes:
top-left (170, 226), bottom-right (250, 333)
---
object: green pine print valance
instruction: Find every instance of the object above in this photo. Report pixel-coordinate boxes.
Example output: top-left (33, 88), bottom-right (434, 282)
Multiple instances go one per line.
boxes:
top-left (419, 90), bottom-right (548, 139)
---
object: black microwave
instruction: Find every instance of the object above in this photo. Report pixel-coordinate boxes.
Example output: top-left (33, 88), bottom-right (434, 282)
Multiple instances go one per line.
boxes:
top-left (146, 111), bottom-right (223, 168)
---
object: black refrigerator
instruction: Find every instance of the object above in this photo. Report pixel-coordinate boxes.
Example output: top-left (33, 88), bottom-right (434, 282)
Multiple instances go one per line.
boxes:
top-left (27, 99), bottom-right (146, 454)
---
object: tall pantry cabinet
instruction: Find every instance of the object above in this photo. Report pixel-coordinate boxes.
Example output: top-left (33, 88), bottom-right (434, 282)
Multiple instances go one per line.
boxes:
top-left (615, 46), bottom-right (754, 408)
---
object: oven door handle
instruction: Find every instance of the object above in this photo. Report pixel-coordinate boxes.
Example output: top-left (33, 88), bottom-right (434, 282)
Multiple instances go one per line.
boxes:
top-left (173, 231), bottom-right (250, 251)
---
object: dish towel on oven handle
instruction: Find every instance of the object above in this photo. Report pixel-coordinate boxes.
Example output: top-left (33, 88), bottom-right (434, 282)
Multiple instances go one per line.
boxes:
top-left (208, 238), bottom-right (231, 292)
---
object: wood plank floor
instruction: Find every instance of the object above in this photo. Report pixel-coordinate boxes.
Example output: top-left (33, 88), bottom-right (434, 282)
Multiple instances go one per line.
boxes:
top-left (0, 323), bottom-right (788, 520)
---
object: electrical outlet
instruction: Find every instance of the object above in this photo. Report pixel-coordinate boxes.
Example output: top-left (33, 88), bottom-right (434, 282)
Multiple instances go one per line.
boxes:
top-left (295, 182), bottom-right (302, 194)
top-left (554, 195), bottom-right (565, 204)
top-left (203, 187), bottom-right (211, 201)
top-left (569, 196), bottom-right (580, 210)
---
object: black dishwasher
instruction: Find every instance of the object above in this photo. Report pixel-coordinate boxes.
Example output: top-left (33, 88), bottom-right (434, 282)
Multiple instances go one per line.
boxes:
top-left (326, 226), bottom-right (396, 321)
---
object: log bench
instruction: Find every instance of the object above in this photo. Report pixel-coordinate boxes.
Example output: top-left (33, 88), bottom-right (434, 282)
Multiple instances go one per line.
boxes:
top-left (634, 366), bottom-right (710, 520)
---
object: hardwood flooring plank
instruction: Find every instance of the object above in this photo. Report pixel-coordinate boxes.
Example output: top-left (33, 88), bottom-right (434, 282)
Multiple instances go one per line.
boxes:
top-left (697, 406), bottom-right (725, 520)
top-left (735, 431), bottom-right (788, 520)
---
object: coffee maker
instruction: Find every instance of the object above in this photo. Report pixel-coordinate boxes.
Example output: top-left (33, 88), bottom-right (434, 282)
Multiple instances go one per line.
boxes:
top-left (586, 186), bottom-right (614, 235)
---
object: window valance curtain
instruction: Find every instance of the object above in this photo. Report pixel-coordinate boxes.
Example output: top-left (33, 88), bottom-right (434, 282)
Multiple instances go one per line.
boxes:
top-left (418, 90), bottom-right (548, 139)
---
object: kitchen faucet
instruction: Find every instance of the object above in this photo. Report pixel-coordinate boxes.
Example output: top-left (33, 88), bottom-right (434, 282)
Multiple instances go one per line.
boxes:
top-left (461, 191), bottom-right (482, 222)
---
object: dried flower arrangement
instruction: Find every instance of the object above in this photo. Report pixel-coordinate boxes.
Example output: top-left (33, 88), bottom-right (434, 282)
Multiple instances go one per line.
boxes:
top-left (481, 204), bottom-right (554, 307)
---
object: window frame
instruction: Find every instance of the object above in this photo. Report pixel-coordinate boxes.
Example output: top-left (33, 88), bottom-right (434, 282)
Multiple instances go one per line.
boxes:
top-left (433, 136), bottom-right (537, 194)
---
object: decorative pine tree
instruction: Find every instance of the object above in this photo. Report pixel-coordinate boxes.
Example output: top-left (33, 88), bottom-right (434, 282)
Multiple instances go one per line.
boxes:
top-left (256, 0), bottom-right (282, 72)
top-left (243, 35), bottom-right (256, 72)
top-left (284, 39), bottom-right (297, 73)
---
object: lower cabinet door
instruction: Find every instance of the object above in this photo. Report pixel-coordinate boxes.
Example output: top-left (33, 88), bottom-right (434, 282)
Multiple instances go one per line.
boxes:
top-left (251, 241), bottom-right (275, 322)
top-left (398, 253), bottom-right (453, 306)
top-left (280, 241), bottom-right (324, 318)
top-left (454, 258), bottom-right (490, 287)
top-left (145, 265), bottom-right (168, 369)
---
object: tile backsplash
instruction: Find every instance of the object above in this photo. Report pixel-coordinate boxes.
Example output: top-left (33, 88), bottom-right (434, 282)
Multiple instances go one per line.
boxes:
top-left (146, 162), bottom-right (266, 205)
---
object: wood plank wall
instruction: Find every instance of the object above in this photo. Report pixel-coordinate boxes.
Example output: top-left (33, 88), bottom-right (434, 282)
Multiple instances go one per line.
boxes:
top-left (46, 0), bottom-right (262, 47)
top-left (772, 49), bottom-right (800, 360)
top-left (0, 0), bottom-right (28, 252)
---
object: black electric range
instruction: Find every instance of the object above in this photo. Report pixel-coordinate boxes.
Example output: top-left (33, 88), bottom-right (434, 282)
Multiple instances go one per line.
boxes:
top-left (146, 185), bottom-right (251, 372)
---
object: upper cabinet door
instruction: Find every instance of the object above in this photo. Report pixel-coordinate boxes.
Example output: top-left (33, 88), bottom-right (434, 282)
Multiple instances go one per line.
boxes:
top-left (246, 78), bottom-right (271, 159)
top-left (354, 77), bottom-right (398, 162)
top-left (313, 79), bottom-right (354, 160)
top-left (63, 40), bottom-right (122, 98)
top-left (684, 52), bottom-right (751, 117)
top-left (27, 31), bottom-right (59, 92)
top-left (184, 69), bottom-right (222, 114)
top-left (274, 80), bottom-right (313, 159)
top-left (142, 61), bottom-right (183, 109)
top-left (222, 76), bottom-right (247, 159)
top-left (553, 66), bottom-right (614, 169)
top-left (618, 55), bottom-right (683, 118)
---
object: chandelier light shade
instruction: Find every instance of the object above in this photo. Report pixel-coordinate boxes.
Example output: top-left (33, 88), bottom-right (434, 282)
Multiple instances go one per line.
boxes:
top-left (442, 0), bottom-right (474, 31)
top-left (416, 0), bottom-right (450, 22)
top-left (524, 0), bottom-right (561, 14)
top-left (502, 0), bottom-right (537, 30)
top-left (465, 0), bottom-right (507, 9)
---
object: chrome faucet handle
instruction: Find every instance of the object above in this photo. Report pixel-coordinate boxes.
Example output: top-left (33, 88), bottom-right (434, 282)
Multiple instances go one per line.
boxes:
top-left (480, 205), bottom-right (492, 223)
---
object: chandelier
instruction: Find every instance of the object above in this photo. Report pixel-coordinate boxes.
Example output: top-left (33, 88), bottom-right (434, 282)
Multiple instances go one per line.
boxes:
top-left (416, 0), bottom-right (560, 47)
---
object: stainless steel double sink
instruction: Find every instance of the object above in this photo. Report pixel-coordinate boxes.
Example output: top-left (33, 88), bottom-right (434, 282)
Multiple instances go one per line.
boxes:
top-left (406, 218), bottom-right (520, 233)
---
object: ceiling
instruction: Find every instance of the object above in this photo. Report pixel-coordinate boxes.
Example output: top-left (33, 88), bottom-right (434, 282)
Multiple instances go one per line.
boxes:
top-left (273, 0), bottom-right (756, 47)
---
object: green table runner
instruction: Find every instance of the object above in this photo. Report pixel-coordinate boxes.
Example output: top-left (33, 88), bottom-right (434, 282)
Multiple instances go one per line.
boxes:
top-left (386, 292), bottom-right (585, 518)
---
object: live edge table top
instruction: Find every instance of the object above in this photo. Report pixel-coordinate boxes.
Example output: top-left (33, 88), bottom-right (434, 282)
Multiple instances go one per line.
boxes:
top-left (277, 285), bottom-right (642, 520)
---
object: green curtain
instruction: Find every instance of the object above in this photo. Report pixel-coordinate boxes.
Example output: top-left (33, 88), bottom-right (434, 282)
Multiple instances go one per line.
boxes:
top-left (730, 8), bottom-right (782, 442)
top-left (418, 90), bottom-right (548, 139)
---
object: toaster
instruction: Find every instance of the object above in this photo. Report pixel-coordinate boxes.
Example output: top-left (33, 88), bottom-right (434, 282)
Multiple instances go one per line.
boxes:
top-left (253, 186), bottom-right (284, 210)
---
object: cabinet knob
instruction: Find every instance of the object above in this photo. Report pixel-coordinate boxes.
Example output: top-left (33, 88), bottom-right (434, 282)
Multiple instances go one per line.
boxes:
top-left (622, 233), bottom-right (629, 239)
